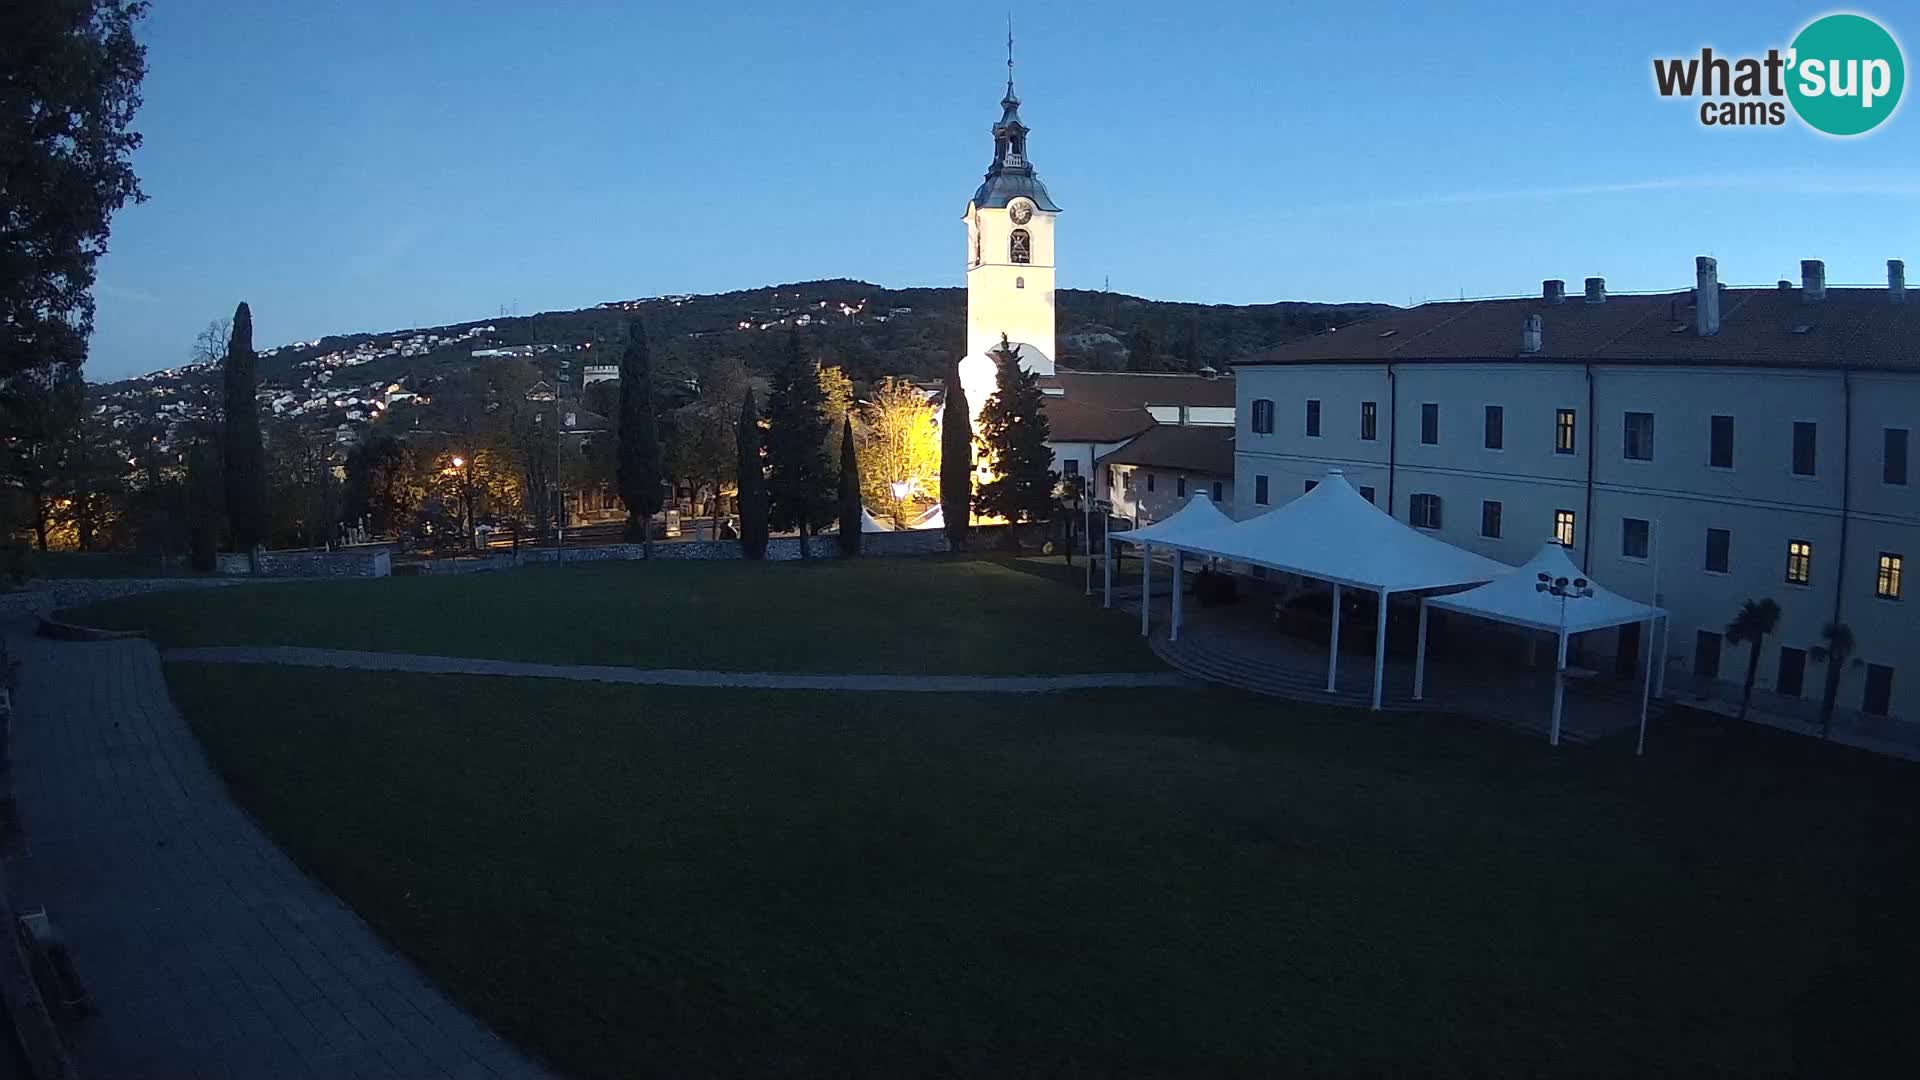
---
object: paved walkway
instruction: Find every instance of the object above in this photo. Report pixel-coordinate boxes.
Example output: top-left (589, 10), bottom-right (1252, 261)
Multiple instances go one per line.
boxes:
top-left (4, 634), bottom-right (555, 1079)
top-left (163, 645), bottom-right (1189, 692)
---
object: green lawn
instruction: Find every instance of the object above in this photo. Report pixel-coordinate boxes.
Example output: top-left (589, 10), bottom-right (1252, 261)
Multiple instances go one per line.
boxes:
top-left (60, 556), bottom-right (1156, 675)
top-left (168, 664), bottom-right (1920, 1078)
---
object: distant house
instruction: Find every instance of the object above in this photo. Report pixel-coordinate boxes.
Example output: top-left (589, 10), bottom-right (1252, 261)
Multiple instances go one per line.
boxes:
top-left (1100, 422), bottom-right (1236, 523)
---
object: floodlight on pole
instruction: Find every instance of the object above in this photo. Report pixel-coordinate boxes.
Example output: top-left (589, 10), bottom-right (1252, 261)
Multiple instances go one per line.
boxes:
top-left (1535, 571), bottom-right (1594, 747)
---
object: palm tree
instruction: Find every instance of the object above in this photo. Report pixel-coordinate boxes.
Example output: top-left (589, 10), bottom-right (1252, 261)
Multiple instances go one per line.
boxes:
top-left (1808, 621), bottom-right (1857, 741)
top-left (1724, 598), bottom-right (1782, 724)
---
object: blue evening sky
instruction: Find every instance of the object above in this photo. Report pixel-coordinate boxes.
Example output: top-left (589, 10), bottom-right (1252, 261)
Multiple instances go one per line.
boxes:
top-left (86, 0), bottom-right (1919, 379)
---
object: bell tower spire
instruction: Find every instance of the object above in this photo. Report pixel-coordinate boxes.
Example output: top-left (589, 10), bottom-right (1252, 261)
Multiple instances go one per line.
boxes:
top-left (962, 32), bottom-right (1059, 377)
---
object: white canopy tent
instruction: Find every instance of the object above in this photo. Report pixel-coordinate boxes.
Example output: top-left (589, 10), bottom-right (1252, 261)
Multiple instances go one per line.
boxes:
top-left (908, 504), bottom-right (945, 532)
top-left (860, 507), bottom-right (894, 533)
top-left (1151, 470), bottom-right (1513, 710)
top-left (1424, 540), bottom-right (1667, 751)
top-left (1104, 491), bottom-right (1236, 642)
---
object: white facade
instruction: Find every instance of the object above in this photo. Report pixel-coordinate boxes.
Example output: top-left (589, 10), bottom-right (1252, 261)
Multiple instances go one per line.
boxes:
top-left (965, 197), bottom-right (1055, 373)
top-left (1108, 464), bottom-right (1233, 524)
top-left (1234, 361), bottom-right (1917, 723)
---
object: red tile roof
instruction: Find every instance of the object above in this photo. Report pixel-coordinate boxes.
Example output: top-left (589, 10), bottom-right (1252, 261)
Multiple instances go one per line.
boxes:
top-left (1236, 287), bottom-right (1918, 370)
top-left (1038, 368), bottom-right (1236, 443)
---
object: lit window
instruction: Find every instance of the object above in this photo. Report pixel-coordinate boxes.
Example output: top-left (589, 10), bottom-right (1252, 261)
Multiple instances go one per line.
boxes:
top-left (1481, 500), bottom-right (1502, 539)
top-left (1554, 509), bottom-right (1576, 548)
top-left (1555, 408), bottom-right (1577, 454)
top-left (1411, 493), bottom-right (1442, 529)
top-left (1360, 401), bottom-right (1378, 441)
top-left (1251, 399), bottom-right (1274, 434)
top-left (1009, 228), bottom-right (1031, 264)
top-left (1878, 553), bottom-right (1904, 600)
top-left (1786, 540), bottom-right (1812, 585)
top-left (1624, 412), bottom-right (1655, 461)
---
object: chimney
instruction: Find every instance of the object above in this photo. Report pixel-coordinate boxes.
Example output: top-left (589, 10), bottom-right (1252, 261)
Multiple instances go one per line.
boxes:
top-left (1891, 259), bottom-right (1907, 304)
top-left (1521, 314), bottom-right (1543, 353)
top-left (1801, 259), bottom-right (1826, 302)
top-left (1584, 277), bottom-right (1606, 304)
top-left (1694, 256), bottom-right (1720, 336)
top-left (1543, 279), bottom-right (1566, 304)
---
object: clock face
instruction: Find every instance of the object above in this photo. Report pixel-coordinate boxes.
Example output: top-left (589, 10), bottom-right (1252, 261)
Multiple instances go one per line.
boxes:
top-left (1008, 199), bottom-right (1033, 225)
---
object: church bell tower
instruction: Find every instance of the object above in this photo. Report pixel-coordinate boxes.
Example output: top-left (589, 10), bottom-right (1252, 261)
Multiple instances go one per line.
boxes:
top-left (963, 31), bottom-right (1059, 377)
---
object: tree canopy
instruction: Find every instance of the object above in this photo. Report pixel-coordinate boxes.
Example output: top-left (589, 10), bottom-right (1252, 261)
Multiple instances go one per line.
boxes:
top-left (975, 338), bottom-right (1058, 524)
top-left (616, 318), bottom-right (663, 541)
top-left (1, 0), bottom-right (149, 379)
top-left (765, 332), bottom-right (834, 538)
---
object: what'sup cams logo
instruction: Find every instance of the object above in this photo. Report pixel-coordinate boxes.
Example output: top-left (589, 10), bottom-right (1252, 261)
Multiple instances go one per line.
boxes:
top-left (1653, 12), bottom-right (1904, 135)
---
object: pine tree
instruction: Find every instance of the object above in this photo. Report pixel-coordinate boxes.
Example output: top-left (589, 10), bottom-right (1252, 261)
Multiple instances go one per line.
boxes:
top-left (222, 303), bottom-right (268, 550)
top-left (736, 388), bottom-right (769, 559)
top-left (939, 358), bottom-right (972, 551)
top-left (616, 318), bottom-right (663, 550)
top-left (764, 331), bottom-right (833, 553)
top-left (836, 413), bottom-right (861, 557)
top-left (976, 337), bottom-right (1058, 524)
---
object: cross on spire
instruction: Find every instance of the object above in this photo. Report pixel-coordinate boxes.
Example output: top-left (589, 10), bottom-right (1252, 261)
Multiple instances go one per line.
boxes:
top-left (1006, 16), bottom-right (1015, 99)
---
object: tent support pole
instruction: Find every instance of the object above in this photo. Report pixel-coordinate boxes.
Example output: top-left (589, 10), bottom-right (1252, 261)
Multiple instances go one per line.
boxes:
top-left (1140, 542), bottom-right (1151, 638)
top-left (1413, 598), bottom-right (1429, 700)
top-left (1326, 583), bottom-right (1342, 693)
top-left (1102, 534), bottom-right (1113, 608)
top-left (1636, 615), bottom-right (1655, 757)
top-left (1653, 613), bottom-right (1667, 699)
top-left (1550, 626), bottom-right (1569, 747)
top-left (1371, 587), bottom-right (1388, 711)
top-left (1171, 549), bottom-right (1184, 642)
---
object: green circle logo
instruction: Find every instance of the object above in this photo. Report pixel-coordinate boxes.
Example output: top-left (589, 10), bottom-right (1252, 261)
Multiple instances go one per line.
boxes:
top-left (1787, 14), bottom-right (1905, 135)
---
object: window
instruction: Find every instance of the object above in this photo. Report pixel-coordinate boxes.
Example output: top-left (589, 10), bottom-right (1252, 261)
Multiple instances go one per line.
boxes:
top-left (1009, 228), bottom-right (1031, 264)
top-left (1778, 647), bottom-right (1807, 698)
top-left (1411, 493), bottom-right (1442, 529)
top-left (1554, 509), bottom-right (1577, 548)
top-left (1622, 517), bottom-right (1650, 559)
top-left (1785, 540), bottom-right (1812, 585)
top-left (1146, 472), bottom-right (1156, 493)
top-left (1623, 411), bottom-right (1655, 461)
top-left (1061, 459), bottom-right (1079, 476)
top-left (1420, 403), bottom-right (1439, 445)
top-left (1175, 476), bottom-right (1186, 498)
top-left (1792, 421), bottom-right (1817, 476)
top-left (1360, 401), bottom-right (1378, 441)
top-left (1878, 552), bottom-right (1904, 600)
top-left (1694, 630), bottom-right (1722, 679)
top-left (1251, 398), bottom-right (1274, 434)
top-left (1105, 466), bottom-right (1114, 491)
top-left (1122, 470), bottom-right (1134, 493)
top-left (1555, 408), bottom-right (1577, 454)
top-left (1359, 485), bottom-right (1375, 505)
top-left (1709, 415), bottom-right (1734, 468)
top-left (1254, 475), bottom-right (1269, 505)
top-left (1863, 664), bottom-right (1894, 717)
top-left (1705, 528), bottom-right (1731, 573)
top-left (1484, 405), bottom-right (1504, 450)
top-left (1305, 399), bottom-right (1321, 437)
top-left (1014, 276), bottom-right (1025, 289)
top-left (1303, 480), bottom-right (1318, 493)
top-left (1886, 428), bottom-right (1909, 485)
top-left (1211, 480), bottom-right (1223, 502)
top-left (1481, 500), bottom-right (1502, 539)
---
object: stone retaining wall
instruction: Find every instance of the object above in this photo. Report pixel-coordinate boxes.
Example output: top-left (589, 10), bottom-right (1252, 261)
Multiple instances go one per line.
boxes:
top-left (408, 528), bottom-right (977, 573)
top-left (215, 550), bottom-right (391, 578)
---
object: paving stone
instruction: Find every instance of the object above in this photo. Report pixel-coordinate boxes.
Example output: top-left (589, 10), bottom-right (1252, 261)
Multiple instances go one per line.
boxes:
top-left (2, 632), bottom-right (555, 1078)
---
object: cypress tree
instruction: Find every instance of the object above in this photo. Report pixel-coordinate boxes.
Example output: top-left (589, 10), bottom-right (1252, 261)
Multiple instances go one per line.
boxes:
top-left (939, 358), bottom-right (972, 551)
top-left (616, 318), bottom-right (663, 551)
top-left (221, 302), bottom-right (267, 550)
top-left (736, 388), bottom-right (769, 559)
top-left (836, 413), bottom-right (861, 557)
top-left (764, 331), bottom-right (833, 554)
top-left (976, 337), bottom-right (1058, 525)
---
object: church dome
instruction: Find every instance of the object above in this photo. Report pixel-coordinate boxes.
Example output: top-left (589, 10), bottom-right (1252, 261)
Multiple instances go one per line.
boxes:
top-left (971, 172), bottom-right (1060, 212)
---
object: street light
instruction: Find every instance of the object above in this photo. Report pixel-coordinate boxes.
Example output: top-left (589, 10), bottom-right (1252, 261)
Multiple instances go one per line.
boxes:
top-left (1535, 572), bottom-right (1594, 747)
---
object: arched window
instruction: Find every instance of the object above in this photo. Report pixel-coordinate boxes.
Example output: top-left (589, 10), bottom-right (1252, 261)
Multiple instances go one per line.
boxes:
top-left (1009, 228), bottom-right (1031, 264)
top-left (1015, 276), bottom-right (1025, 289)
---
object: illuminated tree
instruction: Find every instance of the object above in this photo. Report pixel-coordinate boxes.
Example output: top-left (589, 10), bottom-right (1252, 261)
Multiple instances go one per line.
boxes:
top-left (857, 378), bottom-right (940, 529)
